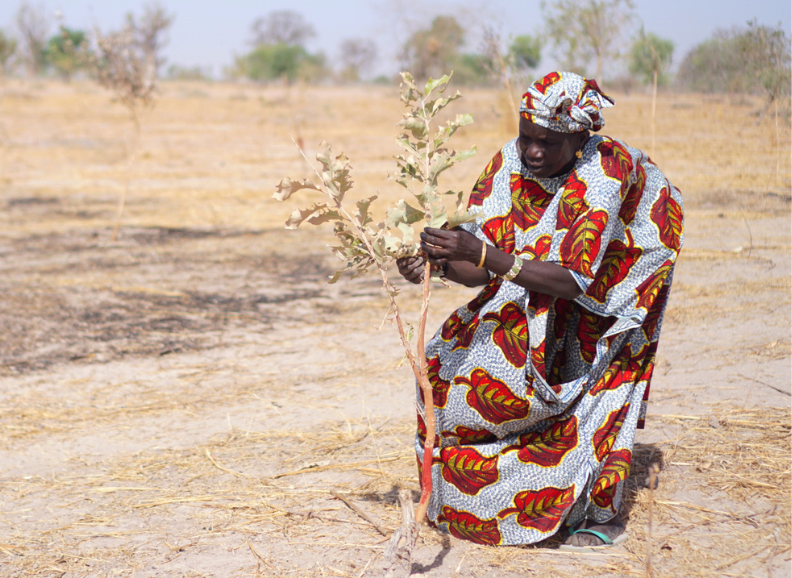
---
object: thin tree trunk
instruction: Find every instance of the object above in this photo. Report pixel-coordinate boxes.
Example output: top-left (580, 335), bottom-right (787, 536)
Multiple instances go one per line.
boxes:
top-left (111, 113), bottom-right (140, 242)
top-left (651, 69), bottom-right (657, 159)
top-left (414, 260), bottom-right (435, 524)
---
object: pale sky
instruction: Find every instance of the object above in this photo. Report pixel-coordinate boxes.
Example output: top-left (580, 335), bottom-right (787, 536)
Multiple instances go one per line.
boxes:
top-left (1, 0), bottom-right (790, 78)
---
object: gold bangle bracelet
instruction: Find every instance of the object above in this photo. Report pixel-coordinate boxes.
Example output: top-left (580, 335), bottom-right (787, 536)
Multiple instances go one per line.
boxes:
top-left (477, 242), bottom-right (487, 268)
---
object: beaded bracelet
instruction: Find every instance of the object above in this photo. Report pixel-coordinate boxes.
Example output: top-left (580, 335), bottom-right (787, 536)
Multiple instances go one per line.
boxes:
top-left (502, 255), bottom-right (523, 281)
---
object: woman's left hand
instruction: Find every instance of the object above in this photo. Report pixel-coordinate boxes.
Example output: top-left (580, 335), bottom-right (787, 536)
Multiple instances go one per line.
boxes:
top-left (420, 227), bottom-right (482, 266)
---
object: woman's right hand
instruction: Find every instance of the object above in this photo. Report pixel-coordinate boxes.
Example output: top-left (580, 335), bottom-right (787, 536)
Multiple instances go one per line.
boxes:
top-left (397, 255), bottom-right (426, 284)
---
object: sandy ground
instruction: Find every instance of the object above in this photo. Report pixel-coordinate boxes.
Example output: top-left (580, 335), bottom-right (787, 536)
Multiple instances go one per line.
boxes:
top-left (0, 80), bottom-right (790, 577)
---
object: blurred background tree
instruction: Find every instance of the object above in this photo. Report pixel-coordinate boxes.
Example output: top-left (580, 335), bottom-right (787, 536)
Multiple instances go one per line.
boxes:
top-left (233, 10), bottom-right (327, 84)
top-left (510, 34), bottom-right (542, 72)
top-left (125, 2), bottom-right (174, 82)
top-left (0, 29), bottom-right (18, 76)
top-left (338, 38), bottom-right (377, 83)
top-left (15, 1), bottom-right (49, 76)
top-left (629, 31), bottom-right (674, 86)
top-left (629, 29), bottom-right (674, 157)
top-left (541, 0), bottom-right (635, 80)
top-left (45, 26), bottom-right (86, 81)
top-left (400, 15), bottom-right (464, 81)
top-left (677, 21), bottom-right (791, 105)
top-left (399, 15), bottom-right (489, 85)
top-left (250, 10), bottom-right (315, 47)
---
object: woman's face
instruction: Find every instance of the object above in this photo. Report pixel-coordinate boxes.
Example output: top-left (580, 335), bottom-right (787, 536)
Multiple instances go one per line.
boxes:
top-left (517, 117), bottom-right (585, 179)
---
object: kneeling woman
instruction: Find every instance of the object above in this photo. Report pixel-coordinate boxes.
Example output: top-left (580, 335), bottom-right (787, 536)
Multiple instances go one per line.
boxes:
top-left (397, 72), bottom-right (683, 550)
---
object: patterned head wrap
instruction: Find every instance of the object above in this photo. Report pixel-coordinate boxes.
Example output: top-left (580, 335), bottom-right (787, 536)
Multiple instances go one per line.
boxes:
top-left (520, 71), bottom-right (615, 133)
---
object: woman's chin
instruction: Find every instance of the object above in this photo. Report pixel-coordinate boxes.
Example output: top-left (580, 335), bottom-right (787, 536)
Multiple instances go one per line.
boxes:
top-left (526, 165), bottom-right (553, 178)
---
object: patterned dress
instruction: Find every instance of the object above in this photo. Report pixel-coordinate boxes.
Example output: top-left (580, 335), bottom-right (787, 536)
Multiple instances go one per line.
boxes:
top-left (415, 135), bottom-right (684, 546)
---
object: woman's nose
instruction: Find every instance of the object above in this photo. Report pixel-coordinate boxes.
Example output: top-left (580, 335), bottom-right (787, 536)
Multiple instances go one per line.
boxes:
top-left (527, 142), bottom-right (544, 160)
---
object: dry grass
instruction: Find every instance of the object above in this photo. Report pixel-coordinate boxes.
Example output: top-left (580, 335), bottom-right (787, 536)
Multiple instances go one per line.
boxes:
top-left (0, 80), bottom-right (789, 577)
top-left (1, 406), bottom-right (788, 577)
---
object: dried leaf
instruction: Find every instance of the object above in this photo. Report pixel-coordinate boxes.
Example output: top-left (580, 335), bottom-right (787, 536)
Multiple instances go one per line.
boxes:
top-left (273, 177), bottom-right (319, 201)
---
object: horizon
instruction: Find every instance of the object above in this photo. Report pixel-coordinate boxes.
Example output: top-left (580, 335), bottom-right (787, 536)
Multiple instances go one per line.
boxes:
top-left (0, 0), bottom-right (789, 80)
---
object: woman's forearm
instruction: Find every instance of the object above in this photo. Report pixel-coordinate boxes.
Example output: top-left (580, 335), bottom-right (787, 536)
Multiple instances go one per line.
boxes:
top-left (445, 260), bottom-right (490, 287)
top-left (482, 244), bottom-right (582, 300)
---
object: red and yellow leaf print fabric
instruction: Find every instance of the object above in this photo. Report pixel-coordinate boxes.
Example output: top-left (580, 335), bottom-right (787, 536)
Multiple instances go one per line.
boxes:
top-left (592, 449), bottom-right (631, 499)
top-left (469, 151), bottom-right (504, 207)
top-left (441, 425), bottom-right (497, 445)
top-left (521, 234), bottom-right (552, 260)
top-left (651, 186), bottom-right (684, 252)
top-left (557, 171), bottom-right (589, 229)
top-left (483, 302), bottom-right (528, 368)
top-left (455, 369), bottom-right (530, 424)
top-left (436, 446), bottom-right (499, 495)
top-left (437, 506), bottom-right (501, 545)
top-left (502, 416), bottom-right (578, 467)
top-left (619, 164), bottom-right (645, 225)
top-left (425, 355), bottom-right (451, 408)
top-left (576, 310), bottom-right (615, 364)
top-left (452, 314), bottom-right (480, 351)
top-left (483, 214), bottom-right (515, 254)
top-left (511, 176), bottom-right (554, 231)
top-left (558, 210), bottom-right (608, 277)
top-left (587, 230), bottom-right (643, 304)
top-left (597, 139), bottom-right (633, 197)
top-left (418, 134), bottom-right (682, 545)
top-left (589, 343), bottom-right (645, 396)
top-left (593, 404), bottom-right (631, 461)
top-left (635, 259), bottom-right (674, 311)
top-left (497, 485), bottom-right (576, 533)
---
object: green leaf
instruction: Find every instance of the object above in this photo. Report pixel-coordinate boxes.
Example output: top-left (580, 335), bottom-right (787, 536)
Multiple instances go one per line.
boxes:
top-left (451, 146), bottom-right (477, 164)
top-left (355, 195), bottom-right (378, 226)
top-left (429, 208), bottom-right (448, 229)
top-left (387, 199), bottom-right (424, 227)
top-left (397, 222), bottom-right (414, 244)
top-left (398, 115), bottom-right (428, 138)
top-left (328, 270), bottom-right (344, 284)
top-left (447, 211), bottom-right (479, 228)
top-left (306, 209), bottom-right (343, 225)
top-left (424, 73), bottom-right (452, 96)
top-left (273, 177), bottom-right (319, 201)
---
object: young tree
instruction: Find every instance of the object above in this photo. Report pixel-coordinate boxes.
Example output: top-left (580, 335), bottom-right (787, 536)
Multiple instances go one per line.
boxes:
top-left (273, 73), bottom-right (477, 539)
top-left (125, 2), bottom-right (175, 82)
top-left (45, 27), bottom-right (87, 81)
top-left (629, 31), bottom-right (674, 86)
top-left (400, 16), bottom-right (465, 81)
top-left (338, 38), bottom-right (377, 83)
top-left (87, 26), bottom-right (157, 240)
top-left (629, 30), bottom-right (673, 157)
top-left (15, 1), bottom-right (50, 77)
top-left (541, 0), bottom-right (636, 80)
top-left (0, 30), bottom-right (18, 76)
top-left (480, 28), bottom-right (543, 132)
top-left (249, 10), bottom-right (315, 47)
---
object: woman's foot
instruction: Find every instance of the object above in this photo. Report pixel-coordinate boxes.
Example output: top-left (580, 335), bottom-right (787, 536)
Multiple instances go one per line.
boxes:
top-left (564, 513), bottom-right (626, 547)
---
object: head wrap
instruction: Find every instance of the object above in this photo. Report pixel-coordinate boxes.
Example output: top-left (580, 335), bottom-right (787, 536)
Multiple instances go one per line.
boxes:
top-left (520, 71), bottom-right (614, 133)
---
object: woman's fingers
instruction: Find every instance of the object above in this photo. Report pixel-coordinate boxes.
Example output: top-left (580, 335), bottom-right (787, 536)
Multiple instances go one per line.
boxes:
top-left (396, 256), bottom-right (426, 284)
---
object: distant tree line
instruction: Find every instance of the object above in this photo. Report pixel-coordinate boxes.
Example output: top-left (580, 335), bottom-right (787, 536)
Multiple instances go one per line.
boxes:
top-left (0, 0), bottom-right (174, 83)
top-left (0, 0), bottom-right (788, 103)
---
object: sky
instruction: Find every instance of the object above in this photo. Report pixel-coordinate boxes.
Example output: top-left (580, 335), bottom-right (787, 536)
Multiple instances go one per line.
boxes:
top-left (1, 0), bottom-right (790, 78)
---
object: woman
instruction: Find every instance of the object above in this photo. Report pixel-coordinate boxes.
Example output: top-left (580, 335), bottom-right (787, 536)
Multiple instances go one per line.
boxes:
top-left (397, 71), bottom-right (683, 550)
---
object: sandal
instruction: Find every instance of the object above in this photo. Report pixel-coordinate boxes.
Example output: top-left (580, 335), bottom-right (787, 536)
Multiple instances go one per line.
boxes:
top-left (558, 528), bottom-right (628, 552)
